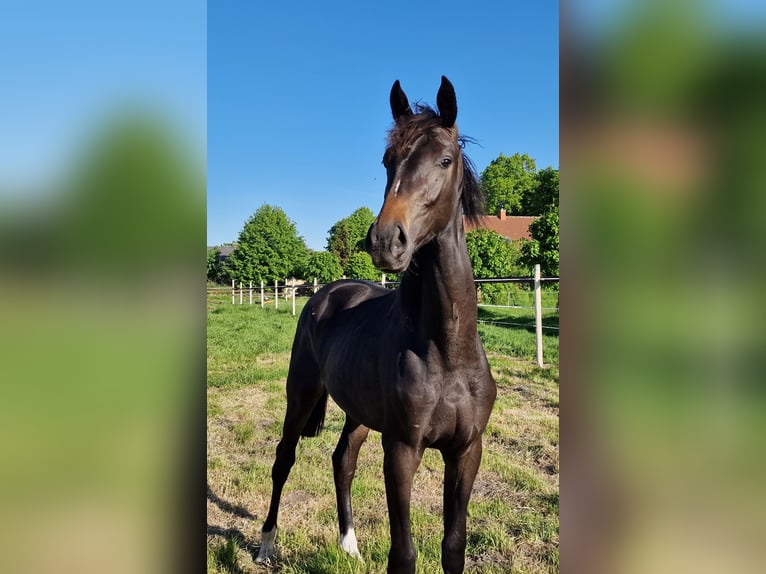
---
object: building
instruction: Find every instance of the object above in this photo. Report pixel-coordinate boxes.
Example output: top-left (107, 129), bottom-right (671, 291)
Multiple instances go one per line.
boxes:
top-left (210, 243), bottom-right (237, 264)
top-left (463, 209), bottom-right (537, 241)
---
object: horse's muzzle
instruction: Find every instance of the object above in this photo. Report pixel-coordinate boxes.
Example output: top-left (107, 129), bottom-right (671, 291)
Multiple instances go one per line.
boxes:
top-left (365, 221), bottom-right (411, 273)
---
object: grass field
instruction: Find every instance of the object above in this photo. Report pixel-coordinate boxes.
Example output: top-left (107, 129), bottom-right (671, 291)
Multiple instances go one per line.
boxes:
top-left (207, 291), bottom-right (559, 573)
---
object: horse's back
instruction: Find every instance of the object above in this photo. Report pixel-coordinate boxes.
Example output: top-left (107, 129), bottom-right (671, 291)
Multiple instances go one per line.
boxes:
top-left (293, 279), bottom-right (396, 368)
top-left (306, 279), bottom-right (392, 321)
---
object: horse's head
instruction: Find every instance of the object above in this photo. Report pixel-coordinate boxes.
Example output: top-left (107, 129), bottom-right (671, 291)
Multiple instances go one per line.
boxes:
top-left (366, 76), bottom-right (481, 273)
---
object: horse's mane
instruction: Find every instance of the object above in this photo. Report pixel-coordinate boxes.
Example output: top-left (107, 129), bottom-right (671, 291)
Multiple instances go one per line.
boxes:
top-left (385, 104), bottom-right (484, 225)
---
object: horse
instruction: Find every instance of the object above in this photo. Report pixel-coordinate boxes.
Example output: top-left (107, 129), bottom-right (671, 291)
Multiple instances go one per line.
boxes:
top-left (255, 76), bottom-right (497, 574)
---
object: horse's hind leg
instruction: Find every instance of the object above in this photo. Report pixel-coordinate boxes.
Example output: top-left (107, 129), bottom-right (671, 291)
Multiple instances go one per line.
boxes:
top-left (256, 341), bottom-right (326, 563)
top-left (332, 417), bottom-right (369, 559)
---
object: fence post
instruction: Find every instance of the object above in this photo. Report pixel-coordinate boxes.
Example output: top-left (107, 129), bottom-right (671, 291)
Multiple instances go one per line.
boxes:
top-left (239, 281), bottom-right (243, 305)
top-left (275, 280), bottom-right (278, 309)
top-left (249, 281), bottom-right (253, 305)
top-left (291, 279), bottom-right (296, 316)
top-left (260, 281), bottom-right (264, 308)
top-left (231, 279), bottom-right (235, 305)
top-left (534, 264), bottom-right (543, 367)
top-left (313, 277), bottom-right (318, 294)
top-left (381, 273), bottom-right (386, 287)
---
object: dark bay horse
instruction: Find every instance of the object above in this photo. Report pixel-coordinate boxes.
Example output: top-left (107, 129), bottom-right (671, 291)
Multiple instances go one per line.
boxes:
top-left (256, 76), bottom-right (497, 574)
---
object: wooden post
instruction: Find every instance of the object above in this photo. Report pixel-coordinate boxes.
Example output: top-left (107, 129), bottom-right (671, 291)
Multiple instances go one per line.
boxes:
top-left (291, 279), bottom-right (296, 316)
top-left (231, 279), bottom-right (235, 305)
top-left (239, 281), bottom-right (243, 305)
top-left (260, 281), bottom-right (264, 308)
top-left (381, 273), bottom-right (386, 287)
top-left (249, 281), bottom-right (253, 305)
top-left (313, 277), bottom-right (318, 294)
top-left (275, 280), bottom-right (278, 309)
top-left (534, 264), bottom-right (543, 367)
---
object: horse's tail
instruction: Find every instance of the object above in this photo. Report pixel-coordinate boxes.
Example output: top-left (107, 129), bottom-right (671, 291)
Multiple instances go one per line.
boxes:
top-left (300, 390), bottom-right (328, 437)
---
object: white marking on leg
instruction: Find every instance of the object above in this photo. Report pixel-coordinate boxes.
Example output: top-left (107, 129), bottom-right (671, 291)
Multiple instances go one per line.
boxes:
top-left (255, 525), bottom-right (277, 563)
top-left (340, 527), bottom-right (363, 560)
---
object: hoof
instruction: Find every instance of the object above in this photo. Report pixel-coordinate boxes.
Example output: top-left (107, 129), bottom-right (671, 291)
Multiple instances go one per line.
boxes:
top-left (340, 528), bottom-right (364, 562)
top-left (255, 526), bottom-right (277, 564)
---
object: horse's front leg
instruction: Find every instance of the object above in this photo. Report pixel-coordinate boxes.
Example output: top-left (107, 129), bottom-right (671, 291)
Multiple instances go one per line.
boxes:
top-left (441, 439), bottom-right (483, 574)
top-left (383, 439), bottom-right (423, 574)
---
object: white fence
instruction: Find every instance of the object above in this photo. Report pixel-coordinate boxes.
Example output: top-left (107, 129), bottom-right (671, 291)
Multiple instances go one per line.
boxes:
top-left (207, 265), bottom-right (558, 367)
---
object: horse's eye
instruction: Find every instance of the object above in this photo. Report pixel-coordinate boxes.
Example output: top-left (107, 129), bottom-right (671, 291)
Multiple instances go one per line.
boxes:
top-left (440, 157), bottom-right (453, 168)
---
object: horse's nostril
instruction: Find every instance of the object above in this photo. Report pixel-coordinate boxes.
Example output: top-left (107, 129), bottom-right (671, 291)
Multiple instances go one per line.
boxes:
top-left (393, 223), bottom-right (408, 254)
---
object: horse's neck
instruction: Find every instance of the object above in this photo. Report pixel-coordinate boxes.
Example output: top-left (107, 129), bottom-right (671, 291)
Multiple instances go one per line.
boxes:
top-left (400, 216), bottom-right (478, 360)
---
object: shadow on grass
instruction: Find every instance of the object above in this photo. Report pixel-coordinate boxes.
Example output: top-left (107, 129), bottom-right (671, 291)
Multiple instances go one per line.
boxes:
top-left (207, 483), bottom-right (256, 520)
top-left (207, 484), bottom-right (262, 572)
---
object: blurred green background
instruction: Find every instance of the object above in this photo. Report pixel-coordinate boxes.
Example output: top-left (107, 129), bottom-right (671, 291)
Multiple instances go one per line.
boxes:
top-left (563, 0), bottom-right (766, 573)
top-left (0, 3), bottom-right (205, 574)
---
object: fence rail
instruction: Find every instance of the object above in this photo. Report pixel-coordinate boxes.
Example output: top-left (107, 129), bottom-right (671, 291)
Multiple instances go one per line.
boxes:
top-left (207, 265), bottom-right (558, 367)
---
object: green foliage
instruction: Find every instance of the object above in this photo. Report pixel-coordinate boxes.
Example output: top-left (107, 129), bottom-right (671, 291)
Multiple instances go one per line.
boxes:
top-left (481, 153), bottom-right (537, 215)
top-left (480, 154), bottom-right (558, 276)
top-left (303, 250), bottom-right (343, 284)
top-left (465, 229), bottom-right (519, 278)
top-left (326, 206), bottom-right (375, 269)
top-left (344, 251), bottom-right (380, 281)
top-left (223, 205), bottom-right (308, 282)
top-left (522, 166), bottom-right (559, 215)
top-left (207, 247), bottom-right (220, 281)
top-left (481, 153), bottom-right (559, 218)
top-left (520, 205), bottom-right (559, 277)
top-left (466, 229), bottom-right (529, 304)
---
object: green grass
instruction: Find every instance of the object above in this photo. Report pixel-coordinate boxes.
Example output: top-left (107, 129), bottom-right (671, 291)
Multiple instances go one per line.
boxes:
top-left (207, 292), bottom-right (558, 573)
top-left (207, 294), bottom-right (305, 389)
top-left (208, 536), bottom-right (242, 573)
top-left (477, 306), bottom-right (559, 365)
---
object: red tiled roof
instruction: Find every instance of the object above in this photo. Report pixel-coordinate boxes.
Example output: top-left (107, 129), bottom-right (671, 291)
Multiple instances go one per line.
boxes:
top-left (463, 213), bottom-right (537, 241)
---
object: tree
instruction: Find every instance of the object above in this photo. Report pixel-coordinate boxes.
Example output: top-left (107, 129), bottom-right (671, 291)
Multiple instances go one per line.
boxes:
top-left (480, 153), bottom-right (537, 216)
top-left (303, 251), bottom-right (343, 284)
top-left (466, 229), bottom-right (525, 304)
top-left (465, 229), bottom-right (517, 278)
top-left (327, 207), bottom-right (375, 269)
top-left (224, 205), bottom-right (308, 282)
top-left (345, 251), bottom-right (379, 281)
top-left (207, 247), bottom-right (221, 282)
top-left (520, 205), bottom-right (559, 277)
top-left (521, 166), bottom-right (559, 216)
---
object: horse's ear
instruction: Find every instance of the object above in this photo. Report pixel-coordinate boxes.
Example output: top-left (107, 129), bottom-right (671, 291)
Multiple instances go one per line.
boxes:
top-left (436, 75), bottom-right (457, 128)
top-left (390, 80), bottom-right (413, 121)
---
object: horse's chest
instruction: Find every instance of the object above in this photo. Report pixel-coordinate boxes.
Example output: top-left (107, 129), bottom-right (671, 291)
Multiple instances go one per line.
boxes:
top-left (393, 351), bottom-right (490, 446)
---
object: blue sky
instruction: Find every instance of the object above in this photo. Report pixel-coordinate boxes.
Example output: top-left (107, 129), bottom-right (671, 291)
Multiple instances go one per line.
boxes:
top-left (0, 1), bottom-right (206, 192)
top-left (208, 1), bottom-right (559, 250)
top-left (4, 2), bottom-right (766, 252)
